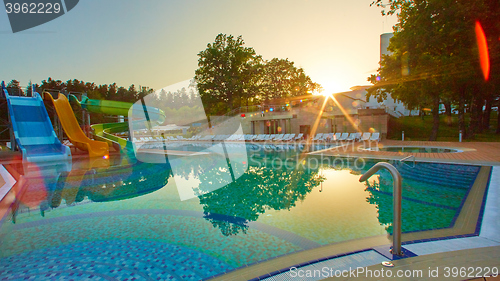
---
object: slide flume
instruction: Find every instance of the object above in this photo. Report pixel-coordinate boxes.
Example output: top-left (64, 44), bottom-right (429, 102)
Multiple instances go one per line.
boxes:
top-left (2, 82), bottom-right (71, 162)
top-left (69, 95), bottom-right (165, 154)
top-left (43, 93), bottom-right (109, 158)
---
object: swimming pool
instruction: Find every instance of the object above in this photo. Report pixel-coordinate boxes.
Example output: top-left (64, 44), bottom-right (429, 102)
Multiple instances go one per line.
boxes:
top-left (0, 143), bottom-right (482, 280)
top-left (364, 146), bottom-right (462, 153)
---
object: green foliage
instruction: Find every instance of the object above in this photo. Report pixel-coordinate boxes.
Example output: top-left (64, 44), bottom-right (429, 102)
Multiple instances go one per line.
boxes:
top-left (388, 111), bottom-right (500, 141)
top-left (40, 78), bottom-right (153, 103)
top-left (260, 58), bottom-right (322, 102)
top-left (195, 34), bottom-right (262, 115)
top-left (195, 34), bottom-right (321, 116)
top-left (368, 0), bottom-right (500, 139)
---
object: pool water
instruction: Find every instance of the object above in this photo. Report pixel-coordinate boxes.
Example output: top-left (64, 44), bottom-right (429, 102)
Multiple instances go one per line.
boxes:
top-left (0, 143), bottom-right (480, 280)
top-left (368, 146), bottom-right (460, 153)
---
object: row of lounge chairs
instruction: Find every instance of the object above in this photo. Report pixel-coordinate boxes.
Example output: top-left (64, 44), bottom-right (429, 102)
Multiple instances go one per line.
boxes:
top-left (311, 132), bottom-right (380, 142)
top-left (132, 132), bottom-right (380, 143)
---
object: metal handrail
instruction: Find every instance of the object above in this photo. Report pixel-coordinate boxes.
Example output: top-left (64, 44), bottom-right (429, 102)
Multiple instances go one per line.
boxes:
top-left (359, 162), bottom-right (403, 256)
top-left (399, 155), bottom-right (415, 168)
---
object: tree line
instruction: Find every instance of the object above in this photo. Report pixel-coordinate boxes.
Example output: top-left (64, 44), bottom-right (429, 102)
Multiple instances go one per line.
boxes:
top-left (368, 0), bottom-right (500, 140)
top-left (195, 34), bottom-right (322, 116)
top-left (3, 78), bottom-right (153, 103)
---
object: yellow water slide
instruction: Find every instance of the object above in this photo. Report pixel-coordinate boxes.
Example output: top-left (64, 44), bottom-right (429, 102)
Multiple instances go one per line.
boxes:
top-left (43, 93), bottom-right (109, 158)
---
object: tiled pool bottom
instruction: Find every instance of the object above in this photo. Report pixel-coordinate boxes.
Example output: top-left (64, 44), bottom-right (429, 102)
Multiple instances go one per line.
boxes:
top-left (0, 240), bottom-right (233, 280)
top-left (0, 211), bottom-right (304, 269)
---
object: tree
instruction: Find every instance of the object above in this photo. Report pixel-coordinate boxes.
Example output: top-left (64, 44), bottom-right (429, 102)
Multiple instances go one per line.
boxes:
top-left (41, 77), bottom-right (65, 92)
top-left (260, 58), bottom-right (321, 102)
top-left (368, 0), bottom-right (497, 140)
top-left (195, 34), bottom-right (322, 116)
top-left (6, 79), bottom-right (23, 96)
top-left (195, 34), bottom-right (262, 115)
top-left (65, 79), bottom-right (87, 93)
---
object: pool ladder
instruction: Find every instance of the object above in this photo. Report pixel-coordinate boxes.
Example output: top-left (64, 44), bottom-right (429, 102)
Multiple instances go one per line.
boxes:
top-left (399, 155), bottom-right (415, 168)
top-left (359, 162), bottom-right (403, 257)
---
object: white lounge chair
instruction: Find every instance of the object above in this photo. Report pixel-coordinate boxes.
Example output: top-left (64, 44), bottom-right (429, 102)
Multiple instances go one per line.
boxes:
top-left (294, 133), bottom-right (303, 141)
top-left (273, 134), bottom-right (285, 141)
top-left (333, 133), bottom-right (341, 142)
top-left (360, 132), bottom-right (371, 141)
top-left (369, 132), bottom-right (380, 142)
top-left (322, 133), bottom-right (332, 142)
top-left (337, 133), bottom-right (349, 141)
top-left (345, 133), bottom-right (358, 142)
top-left (312, 133), bottom-right (324, 141)
top-left (285, 134), bottom-right (296, 141)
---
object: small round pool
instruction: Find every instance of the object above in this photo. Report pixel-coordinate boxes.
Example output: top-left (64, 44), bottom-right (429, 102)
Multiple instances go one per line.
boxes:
top-left (365, 146), bottom-right (462, 153)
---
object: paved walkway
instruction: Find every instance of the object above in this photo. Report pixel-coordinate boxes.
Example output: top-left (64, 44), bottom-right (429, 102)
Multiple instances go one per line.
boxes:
top-left (310, 140), bottom-right (500, 165)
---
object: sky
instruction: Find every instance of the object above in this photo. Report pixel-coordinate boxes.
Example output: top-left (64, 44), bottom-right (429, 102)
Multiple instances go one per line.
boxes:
top-left (0, 0), bottom-right (398, 94)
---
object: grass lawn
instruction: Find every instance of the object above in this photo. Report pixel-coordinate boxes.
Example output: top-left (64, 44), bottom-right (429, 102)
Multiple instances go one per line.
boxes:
top-left (388, 112), bottom-right (500, 142)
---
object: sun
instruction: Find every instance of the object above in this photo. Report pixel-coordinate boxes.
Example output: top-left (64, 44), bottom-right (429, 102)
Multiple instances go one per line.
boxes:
top-left (315, 81), bottom-right (346, 97)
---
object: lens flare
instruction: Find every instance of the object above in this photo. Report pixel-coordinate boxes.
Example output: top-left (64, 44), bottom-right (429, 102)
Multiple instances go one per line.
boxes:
top-left (18, 164), bottom-right (47, 208)
top-left (475, 21), bottom-right (490, 81)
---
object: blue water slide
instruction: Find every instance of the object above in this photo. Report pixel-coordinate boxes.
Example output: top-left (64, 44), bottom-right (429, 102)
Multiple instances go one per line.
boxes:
top-left (2, 82), bottom-right (71, 162)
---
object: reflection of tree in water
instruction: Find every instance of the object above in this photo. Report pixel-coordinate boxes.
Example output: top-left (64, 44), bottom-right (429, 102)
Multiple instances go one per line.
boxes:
top-left (167, 154), bottom-right (209, 181)
top-left (362, 163), bottom-right (467, 234)
top-left (196, 157), bottom-right (325, 236)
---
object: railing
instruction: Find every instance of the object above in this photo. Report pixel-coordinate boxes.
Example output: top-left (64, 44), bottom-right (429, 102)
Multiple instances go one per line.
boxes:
top-left (359, 162), bottom-right (403, 256)
top-left (385, 107), bottom-right (403, 118)
top-left (399, 155), bottom-right (415, 168)
top-left (209, 104), bottom-right (292, 128)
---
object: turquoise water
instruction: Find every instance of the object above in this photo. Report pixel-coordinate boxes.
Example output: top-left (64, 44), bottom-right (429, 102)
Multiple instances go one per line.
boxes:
top-left (372, 146), bottom-right (459, 153)
top-left (0, 143), bottom-right (480, 280)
